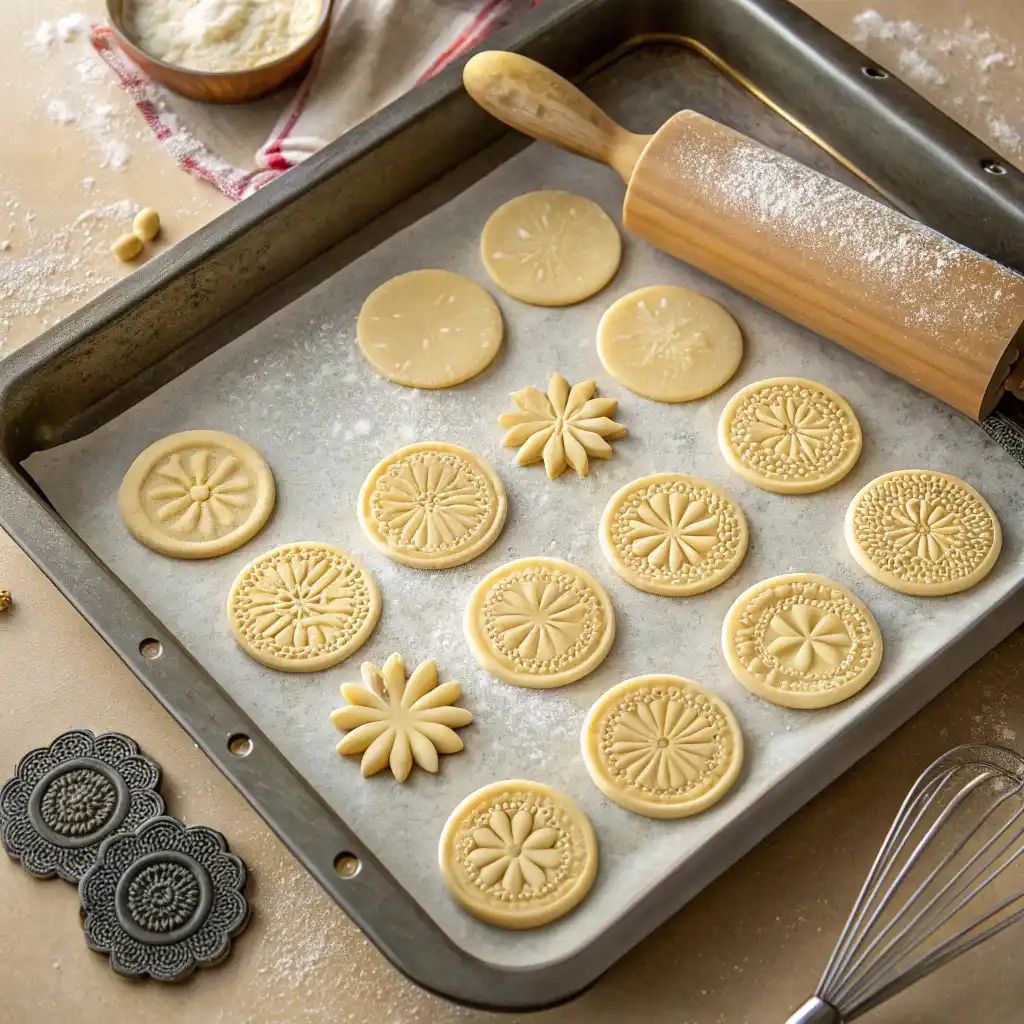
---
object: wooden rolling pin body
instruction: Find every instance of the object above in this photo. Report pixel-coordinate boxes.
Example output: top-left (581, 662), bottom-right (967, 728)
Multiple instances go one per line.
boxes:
top-left (464, 52), bottom-right (1024, 419)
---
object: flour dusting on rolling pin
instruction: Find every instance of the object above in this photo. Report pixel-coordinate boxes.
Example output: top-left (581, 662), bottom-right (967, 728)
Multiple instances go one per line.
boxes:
top-left (464, 51), bottom-right (1024, 420)
top-left (124, 0), bottom-right (322, 72)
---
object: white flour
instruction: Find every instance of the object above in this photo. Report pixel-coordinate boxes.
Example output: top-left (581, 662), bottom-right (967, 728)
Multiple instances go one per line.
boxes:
top-left (125, 0), bottom-right (322, 72)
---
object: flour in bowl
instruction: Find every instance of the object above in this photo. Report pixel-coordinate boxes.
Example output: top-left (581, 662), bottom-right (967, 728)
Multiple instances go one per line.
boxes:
top-left (124, 0), bottom-right (323, 72)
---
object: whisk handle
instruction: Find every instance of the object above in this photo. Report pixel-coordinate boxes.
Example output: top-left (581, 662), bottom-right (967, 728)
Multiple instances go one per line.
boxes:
top-left (783, 997), bottom-right (843, 1024)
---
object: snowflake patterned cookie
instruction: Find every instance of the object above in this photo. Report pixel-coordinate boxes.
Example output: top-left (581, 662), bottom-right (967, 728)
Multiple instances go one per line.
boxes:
top-left (438, 779), bottom-right (598, 929)
top-left (581, 675), bottom-right (743, 818)
top-left (330, 654), bottom-right (472, 782)
top-left (358, 442), bottom-right (507, 569)
top-left (600, 473), bottom-right (748, 596)
top-left (722, 573), bottom-right (883, 709)
top-left (118, 430), bottom-right (275, 558)
top-left (844, 470), bottom-right (1001, 596)
top-left (597, 285), bottom-right (743, 402)
top-left (498, 373), bottom-right (627, 479)
top-left (480, 190), bottom-right (621, 306)
top-left (718, 377), bottom-right (862, 494)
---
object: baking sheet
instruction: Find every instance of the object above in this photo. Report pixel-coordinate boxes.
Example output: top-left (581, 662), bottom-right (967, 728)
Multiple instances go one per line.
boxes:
top-left (24, 47), bottom-right (1024, 970)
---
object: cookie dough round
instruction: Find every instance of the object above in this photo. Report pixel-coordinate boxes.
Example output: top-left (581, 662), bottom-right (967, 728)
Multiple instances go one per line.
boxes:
top-left (358, 442), bottom-right (507, 569)
top-left (118, 429), bottom-right (275, 559)
top-left (465, 557), bottom-right (615, 688)
top-left (718, 377), bottom-right (862, 494)
top-left (600, 473), bottom-right (748, 596)
top-left (581, 675), bottom-right (743, 819)
top-left (356, 269), bottom-right (503, 389)
top-left (845, 470), bottom-right (1002, 596)
top-left (480, 190), bottom-right (621, 306)
top-left (722, 573), bottom-right (883, 709)
top-left (597, 285), bottom-right (743, 402)
top-left (227, 542), bottom-right (380, 672)
top-left (438, 779), bottom-right (598, 929)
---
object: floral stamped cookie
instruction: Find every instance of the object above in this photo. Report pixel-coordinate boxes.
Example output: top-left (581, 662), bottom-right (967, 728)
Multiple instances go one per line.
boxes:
top-left (358, 442), bottom-right (506, 569)
top-left (438, 779), bottom-right (598, 929)
top-left (722, 573), bottom-right (883, 709)
top-left (600, 473), bottom-right (748, 596)
top-left (465, 557), bottom-right (616, 688)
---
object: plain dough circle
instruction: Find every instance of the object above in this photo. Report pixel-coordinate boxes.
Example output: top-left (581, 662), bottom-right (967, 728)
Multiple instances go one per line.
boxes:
top-left (357, 442), bottom-right (507, 569)
top-left (722, 573), bottom-right (883, 709)
top-left (480, 190), bottom-right (621, 306)
top-left (227, 542), bottom-right (380, 672)
top-left (718, 376), bottom-right (862, 494)
top-left (599, 473), bottom-right (748, 596)
top-left (597, 285), bottom-right (743, 402)
top-left (118, 429), bottom-right (275, 559)
top-left (844, 469), bottom-right (1002, 596)
top-left (465, 556), bottom-right (615, 688)
top-left (356, 269), bottom-right (503, 388)
top-left (438, 779), bottom-right (598, 929)
top-left (581, 675), bottom-right (743, 819)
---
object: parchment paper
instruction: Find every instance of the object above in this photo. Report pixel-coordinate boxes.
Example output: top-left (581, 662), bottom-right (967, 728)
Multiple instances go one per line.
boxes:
top-left (24, 48), bottom-right (1024, 969)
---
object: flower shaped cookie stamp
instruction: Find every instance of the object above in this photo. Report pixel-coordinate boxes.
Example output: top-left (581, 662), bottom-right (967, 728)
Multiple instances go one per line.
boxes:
top-left (79, 816), bottom-right (250, 981)
top-left (0, 729), bottom-right (164, 883)
top-left (498, 373), bottom-right (627, 479)
top-left (330, 654), bottom-right (472, 781)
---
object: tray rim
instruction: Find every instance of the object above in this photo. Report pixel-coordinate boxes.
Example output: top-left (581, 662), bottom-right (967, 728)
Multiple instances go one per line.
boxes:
top-left (3, 0), bottom-right (1024, 1010)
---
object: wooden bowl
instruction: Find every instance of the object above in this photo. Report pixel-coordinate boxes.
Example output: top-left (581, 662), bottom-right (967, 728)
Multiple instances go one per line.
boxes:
top-left (105, 0), bottom-right (331, 104)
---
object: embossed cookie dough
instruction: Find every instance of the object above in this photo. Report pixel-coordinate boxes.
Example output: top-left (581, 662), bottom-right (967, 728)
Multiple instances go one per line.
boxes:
top-left (581, 675), bottom-right (743, 819)
top-left (498, 373), bottom-right (627, 479)
top-left (356, 269), bottom-right (503, 389)
top-left (118, 429), bottom-right (275, 559)
top-left (465, 557), bottom-right (615, 688)
top-left (845, 470), bottom-right (1002, 596)
top-left (600, 474), bottom-right (748, 596)
top-left (718, 377), bottom-right (862, 494)
top-left (358, 442), bottom-right (507, 569)
top-left (438, 779), bottom-right (598, 929)
top-left (480, 190), bottom-right (621, 306)
top-left (722, 573), bottom-right (883, 709)
top-left (330, 654), bottom-right (472, 781)
top-left (227, 542), bottom-right (380, 672)
top-left (597, 285), bottom-right (743, 402)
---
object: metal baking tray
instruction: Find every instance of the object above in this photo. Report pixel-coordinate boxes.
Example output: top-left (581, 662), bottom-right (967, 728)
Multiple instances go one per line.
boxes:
top-left (3, 0), bottom-right (1024, 1011)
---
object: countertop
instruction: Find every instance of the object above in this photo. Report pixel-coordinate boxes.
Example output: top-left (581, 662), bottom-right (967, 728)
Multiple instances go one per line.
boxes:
top-left (2, 1), bottom-right (1024, 1021)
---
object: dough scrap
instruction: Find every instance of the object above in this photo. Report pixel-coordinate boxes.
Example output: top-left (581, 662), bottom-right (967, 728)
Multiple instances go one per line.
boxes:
top-left (581, 675), bottom-right (743, 819)
top-left (845, 470), bottom-right (1001, 596)
top-left (481, 190), bottom-right (621, 306)
top-left (118, 429), bottom-right (275, 559)
top-left (330, 654), bottom-right (472, 781)
top-left (498, 373), bottom-right (627, 479)
top-left (718, 377), bottom-right (862, 494)
top-left (357, 269), bottom-right (503, 389)
top-left (465, 557), bottom-right (615, 688)
top-left (227, 542), bottom-right (380, 672)
top-left (722, 573), bottom-right (882, 709)
top-left (357, 442), bottom-right (506, 569)
top-left (597, 285), bottom-right (742, 402)
top-left (438, 779), bottom-right (598, 929)
top-left (600, 473), bottom-right (747, 596)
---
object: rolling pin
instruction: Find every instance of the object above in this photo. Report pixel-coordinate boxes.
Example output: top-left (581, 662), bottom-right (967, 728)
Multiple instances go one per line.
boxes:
top-left (463, 51), bottom-right (1024, 420)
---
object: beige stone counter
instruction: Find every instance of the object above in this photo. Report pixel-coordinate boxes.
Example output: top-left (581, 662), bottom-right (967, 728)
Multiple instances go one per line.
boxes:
top-left (2, 1), bottom-right (1024, 1021)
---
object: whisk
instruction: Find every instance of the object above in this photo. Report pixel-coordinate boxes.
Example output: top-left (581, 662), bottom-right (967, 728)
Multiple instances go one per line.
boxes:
top-left (785, 743), bottom-right (1024, 1023)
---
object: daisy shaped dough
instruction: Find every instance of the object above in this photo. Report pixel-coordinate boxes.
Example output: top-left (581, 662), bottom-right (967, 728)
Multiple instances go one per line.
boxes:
top-left (498, 373), bottom-right (627, 479)
top-left (329, 654), bottom-right (472, 782)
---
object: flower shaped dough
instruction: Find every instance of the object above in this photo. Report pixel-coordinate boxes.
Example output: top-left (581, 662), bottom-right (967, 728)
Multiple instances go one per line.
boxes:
top-left (0, 729), bottom-right (164, 882)
top-left (499, 373), bottom-right (627, 479)
top-left (330, 654), bottom-right (472, 781)
top-left (79, 816), bottom-right (249, 981)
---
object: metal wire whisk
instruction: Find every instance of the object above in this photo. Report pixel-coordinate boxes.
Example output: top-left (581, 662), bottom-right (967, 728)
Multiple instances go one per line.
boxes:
top-left (785, 743), bottom-right (1024, 1023)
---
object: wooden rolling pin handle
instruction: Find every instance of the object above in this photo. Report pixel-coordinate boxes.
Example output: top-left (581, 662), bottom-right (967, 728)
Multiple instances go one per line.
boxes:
top-left (463, 51), bottom-right (649, 183)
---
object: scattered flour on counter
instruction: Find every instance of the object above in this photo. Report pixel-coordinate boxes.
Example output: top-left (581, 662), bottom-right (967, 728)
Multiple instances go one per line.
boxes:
top-left (30, 12), bottom-right (91, 51)
top-left (45, 99), bottom-right (76, 125)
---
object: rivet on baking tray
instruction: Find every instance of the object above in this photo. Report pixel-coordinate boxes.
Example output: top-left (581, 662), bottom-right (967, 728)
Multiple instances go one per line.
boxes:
top-left (333, 853), bottom-right (360, 879)
top-left (982, 159), bottom-right (1008, 175)
top-left (862, 66), bottom-right (889, 79)
top-left (227, 734), bottom-right (253, 757)
top-left (139, 638), bottom-right (163, 660)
